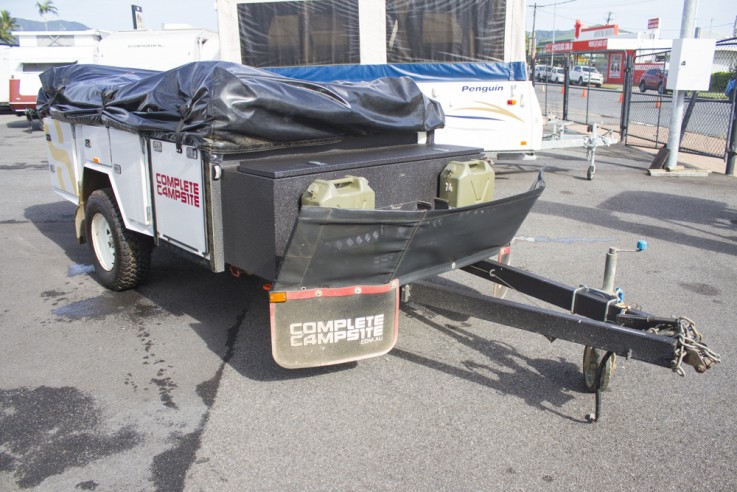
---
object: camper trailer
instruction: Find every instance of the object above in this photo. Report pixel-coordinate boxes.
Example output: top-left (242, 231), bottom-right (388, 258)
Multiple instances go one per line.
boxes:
top-left (215, 0), bottom-right (543, 153)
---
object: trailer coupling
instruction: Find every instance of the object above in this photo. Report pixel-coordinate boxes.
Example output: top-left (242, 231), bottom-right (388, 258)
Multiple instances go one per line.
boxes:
top-left (400, 259), bottom-right (720, 421)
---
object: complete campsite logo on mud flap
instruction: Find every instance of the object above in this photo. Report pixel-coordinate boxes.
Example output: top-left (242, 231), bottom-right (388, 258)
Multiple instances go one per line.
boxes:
top-left (155, 173), bottom-right (201, 208)
top-left (289, 314), bottom-right (385, 347)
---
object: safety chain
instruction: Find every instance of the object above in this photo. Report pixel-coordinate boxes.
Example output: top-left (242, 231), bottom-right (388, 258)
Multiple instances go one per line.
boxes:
top-left (671, 317), bottom-right (721, 376)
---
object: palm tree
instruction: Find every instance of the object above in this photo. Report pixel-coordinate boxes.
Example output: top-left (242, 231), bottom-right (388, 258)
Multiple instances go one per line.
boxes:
top-left (0, 10), bottom-right (19, 45)
top-left (36, 0), bottom-right (59, 31)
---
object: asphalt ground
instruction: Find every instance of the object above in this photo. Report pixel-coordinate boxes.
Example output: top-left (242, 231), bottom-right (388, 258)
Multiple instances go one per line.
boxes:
top-left (1, 113), bottom-right (736, 491)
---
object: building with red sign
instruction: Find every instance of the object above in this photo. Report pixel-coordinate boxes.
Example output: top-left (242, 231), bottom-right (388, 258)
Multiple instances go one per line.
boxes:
top-left (539, 21), bottom-right (671, 85)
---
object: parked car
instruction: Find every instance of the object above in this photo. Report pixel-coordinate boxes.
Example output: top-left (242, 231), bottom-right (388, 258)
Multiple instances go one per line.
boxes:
top-left (639, 68), bottom-right (668, 93)
top-left (569, 65), bottom-right (603, 87)
top-left (534, 64), bottom-right (552, 82)
top-left (548, 67), bottom-right (565, 83)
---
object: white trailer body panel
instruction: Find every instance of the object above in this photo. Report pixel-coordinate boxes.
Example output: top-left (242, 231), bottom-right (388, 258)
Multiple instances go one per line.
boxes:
top-left (108, 129), bottom-right (153, 236)
top-left (150, 140), bottom-right (208, 256)
top-left (75, 125), bottom-right (111, 166)
top-left (44, 119), bottom-right (156, 237)
top-left (418, 81), bottom-right (543, 152)
top-left (44, 118), bottom-right (81, 203)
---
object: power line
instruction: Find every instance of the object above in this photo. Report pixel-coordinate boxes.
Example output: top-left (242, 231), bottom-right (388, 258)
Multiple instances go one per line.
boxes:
top-left (528, 0), bottom-right (576, 10)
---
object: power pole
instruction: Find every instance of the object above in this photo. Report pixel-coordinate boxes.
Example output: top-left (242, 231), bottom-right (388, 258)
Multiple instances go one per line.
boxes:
top-left (665, 0), bottom-right (698, 171)
top-left (530, 3), bottom-right (538, 86)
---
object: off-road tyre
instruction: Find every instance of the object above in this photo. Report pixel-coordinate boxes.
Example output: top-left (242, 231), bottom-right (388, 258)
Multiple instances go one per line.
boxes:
top-left (86, 188), bottom-right (152, 291)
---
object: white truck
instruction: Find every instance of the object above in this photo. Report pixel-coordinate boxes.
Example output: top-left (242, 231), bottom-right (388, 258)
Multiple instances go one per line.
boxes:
top-left (38, 60), bottom-right (718, 421)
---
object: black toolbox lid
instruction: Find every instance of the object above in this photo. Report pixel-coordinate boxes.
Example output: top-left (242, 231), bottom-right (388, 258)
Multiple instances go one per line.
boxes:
top-left (235, 143), bottom-right (483, 179)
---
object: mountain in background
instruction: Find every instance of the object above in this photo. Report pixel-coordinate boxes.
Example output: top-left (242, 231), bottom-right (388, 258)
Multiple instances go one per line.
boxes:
top-left (13, 18), bottom-right (91, 32)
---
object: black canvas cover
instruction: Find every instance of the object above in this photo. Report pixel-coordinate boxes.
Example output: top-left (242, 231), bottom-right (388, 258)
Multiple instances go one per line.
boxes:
top-left (37, 61), bottom-right (445, 151)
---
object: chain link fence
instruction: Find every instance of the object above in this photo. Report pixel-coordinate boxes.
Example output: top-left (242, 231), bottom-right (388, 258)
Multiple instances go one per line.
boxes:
top-left (533, 52), bottom-right (622, 129)
top-left (625, 38), bottom-right (737, 159)
top-left (533, 40), bottom-right (737, 162)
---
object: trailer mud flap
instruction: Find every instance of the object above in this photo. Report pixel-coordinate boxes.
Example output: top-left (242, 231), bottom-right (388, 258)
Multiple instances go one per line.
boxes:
top-left (270, 281), bottom-right (400, 369)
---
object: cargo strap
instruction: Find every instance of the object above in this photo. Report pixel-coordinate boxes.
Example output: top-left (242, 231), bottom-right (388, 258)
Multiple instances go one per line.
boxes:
top-left (175, 104), bottom-right (188, 153)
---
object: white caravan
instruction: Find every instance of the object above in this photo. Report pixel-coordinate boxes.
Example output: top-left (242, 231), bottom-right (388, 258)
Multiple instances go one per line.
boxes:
top-left (97, 26), bottom-right (219, 71)
top-left (7, 30), bottom-right (104, 114)
top-left (215, 0), bottom-right (543, 153)
top-left (0, 46), bottom-right (11, 109)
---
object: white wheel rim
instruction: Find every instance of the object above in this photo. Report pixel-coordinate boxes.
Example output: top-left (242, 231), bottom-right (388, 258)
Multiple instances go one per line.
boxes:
top-left (91, 213), bottom-right (115, 271)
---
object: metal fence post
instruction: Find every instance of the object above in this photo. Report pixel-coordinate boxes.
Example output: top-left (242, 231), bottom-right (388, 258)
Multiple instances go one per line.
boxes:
top-left (585, 54), bottom-right (592, 125)
top-left (727, 83), bottom-right (737, 175)
top-left (563, 56), bottom-right (570, 121)
top-left (619, 53), bottom-right (634, 141)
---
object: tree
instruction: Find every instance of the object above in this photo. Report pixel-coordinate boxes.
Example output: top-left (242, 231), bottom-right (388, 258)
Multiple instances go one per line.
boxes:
top-left (0, 10), bottom-right (19, 45)
top-left (36, 0), bottom-right (59, 31)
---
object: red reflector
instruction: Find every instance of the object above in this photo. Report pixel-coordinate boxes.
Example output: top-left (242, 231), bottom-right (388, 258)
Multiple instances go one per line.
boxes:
top-left (507, 99), bottom-right (517, 105)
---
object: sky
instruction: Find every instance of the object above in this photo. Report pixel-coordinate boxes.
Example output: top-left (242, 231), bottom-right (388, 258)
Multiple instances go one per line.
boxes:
top-left (528, 0), bottom-right (736, 39)
top-left (4, 0), bottom-right (220, 32)
top-left (3, 0), bottom-right (736, 39)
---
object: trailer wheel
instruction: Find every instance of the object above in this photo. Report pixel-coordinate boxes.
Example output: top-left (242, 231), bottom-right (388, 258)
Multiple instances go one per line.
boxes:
top-left (86, 188), bottom-right (152, 291)
top-left (582, 346), bottom-right (614, 392)
top-left (587, 165), bottom-right (595, 180)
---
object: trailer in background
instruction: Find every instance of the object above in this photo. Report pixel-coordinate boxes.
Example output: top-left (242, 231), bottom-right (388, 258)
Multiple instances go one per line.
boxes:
top-left (97, 26), bottom-right (220, 71)
top-left (0, 46), bottom-right (11, 110)
top-left (215, 0), bottom-right (543, 154)
top-left (3, 26), bottom-right (219, 118)
top-left (7, 30), bottom-right (103, 115)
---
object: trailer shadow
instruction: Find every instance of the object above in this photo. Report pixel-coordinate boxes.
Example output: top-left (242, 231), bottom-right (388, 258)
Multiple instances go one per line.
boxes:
top-left (393, 274), bottom-right (592, 422)
top-left (26, 201), bottom-right (595, 426)
top-left (24, 201), bottom-right (248, 366)
top-left (4, 117), bottom-right (41, 132)
top-left (395, 303), bottom-right (587, 423)
top-left (24, 201), bottom-right (353, 384)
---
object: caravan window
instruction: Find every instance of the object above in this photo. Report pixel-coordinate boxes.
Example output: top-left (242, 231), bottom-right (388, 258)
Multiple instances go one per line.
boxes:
top-left (386, 0), bottom-right (506, 63)
top-left (237, 1), bottom-right (361, 67)
top-left (19, 62), bottom-right (75, 73)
